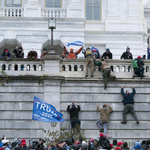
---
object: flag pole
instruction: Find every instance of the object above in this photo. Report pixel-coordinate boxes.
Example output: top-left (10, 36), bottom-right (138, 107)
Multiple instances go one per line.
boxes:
top-left (30, 120), bottom-right (33, 140)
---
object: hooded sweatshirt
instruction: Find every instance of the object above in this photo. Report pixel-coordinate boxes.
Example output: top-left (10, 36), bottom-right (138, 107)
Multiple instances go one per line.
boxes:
top-left (121, 88), bottom-right (136, 105)
top-left (97, 106), bottom-right (113, 122)
top-left (132, 142), bottom-right (143, 150)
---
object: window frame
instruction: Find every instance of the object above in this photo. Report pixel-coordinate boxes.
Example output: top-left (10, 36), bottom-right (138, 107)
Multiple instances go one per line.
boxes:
top-left (45, 0), bottom-right (62, 8)
top-left (5, 0), bottom-right (22, 7)
top-left (85, 0), bottom-right (101, 21)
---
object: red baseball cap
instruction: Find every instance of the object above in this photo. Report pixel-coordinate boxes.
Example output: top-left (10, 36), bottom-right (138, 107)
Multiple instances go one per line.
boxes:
top-left (137, 56), bottom-right (141, 59)
top-left (91, 138), bottom-right (94, 142)
top-left (117, 142), bottom-right (123, 146)
top-left (4, 49), bottom-right (8, 52)
top-left (110, 143), bottom-right (113, 147)
top-left (99, 133), bottom-right (104, 137)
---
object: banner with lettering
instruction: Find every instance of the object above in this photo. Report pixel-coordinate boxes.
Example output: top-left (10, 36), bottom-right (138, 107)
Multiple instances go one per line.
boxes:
top-left (32, 96), bottom-right (65, 122)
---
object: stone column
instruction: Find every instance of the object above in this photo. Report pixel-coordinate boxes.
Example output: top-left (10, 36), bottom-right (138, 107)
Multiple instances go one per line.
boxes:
top-left (24, 0), bottom-right (41, 17)
top-left (44, 55), bottom-right (60, 76)
top-left (67, 0), bottom-right (84, 18)
top-left (128, 0), bottom-right (140, 17)
top-left (43, 77), bottom-right (64, 132)
top-left (43, 55), bottom-right (63, 132)
top-left (105, 0), bottom-right (121, 31)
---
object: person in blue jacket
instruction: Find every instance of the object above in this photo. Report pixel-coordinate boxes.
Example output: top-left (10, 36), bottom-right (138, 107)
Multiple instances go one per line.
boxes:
top-left (132, 142), bottom-right (143, 150)
top-left (1, 48), bottom-right (11, 58)
top-left (121, 86), bottom-right (139, 124)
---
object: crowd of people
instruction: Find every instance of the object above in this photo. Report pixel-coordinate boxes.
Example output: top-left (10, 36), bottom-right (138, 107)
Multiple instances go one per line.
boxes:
top-left (0, 45), bottom-right (146, 89)
top-left (0, 46), bottom-right (50, 59)
top-left (0, 135), bottom-right (150, 150)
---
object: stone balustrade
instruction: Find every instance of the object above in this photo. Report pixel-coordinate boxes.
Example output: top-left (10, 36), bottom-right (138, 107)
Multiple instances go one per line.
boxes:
top-left (42, 8), bottom-right (67, 18)
top-left (0, 7), bottom-right (23, 17)
top-left (0, 59), bottom-right (44, 76)
top-left (0, 58), bottom-right (150, 78)
top-left (60, 59), bottom-right (150, 78)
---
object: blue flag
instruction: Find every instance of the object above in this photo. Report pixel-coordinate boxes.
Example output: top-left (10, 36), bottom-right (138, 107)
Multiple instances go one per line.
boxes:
top-left (147, 48), bottom-right (150, 60)
top-left (32, 96), bottom-right (65, 122)
top-left (66, 41), bottom-right (84, 47)
top-left (91, 46), bottom-right (101, 56)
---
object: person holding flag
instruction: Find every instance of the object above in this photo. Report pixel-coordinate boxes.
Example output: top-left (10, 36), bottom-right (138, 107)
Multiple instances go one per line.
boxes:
top-left (64, 41), bottom-right (83, 59)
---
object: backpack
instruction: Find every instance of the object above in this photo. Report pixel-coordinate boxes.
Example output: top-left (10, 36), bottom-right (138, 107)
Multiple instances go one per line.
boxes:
top-left (99, 137), bottom-right (111, 149)
top-left (132, 59), bottom-right (139, 69)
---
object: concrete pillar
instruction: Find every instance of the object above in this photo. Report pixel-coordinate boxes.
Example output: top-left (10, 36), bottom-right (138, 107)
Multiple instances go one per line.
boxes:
top-left (128, 0), bottom-right (140, 17)
top-left (67, 0), bottom-right (84, 18)
top-left (43, 77), bottom-right (64, 132)
top-left (107, 0), bottom-right (119, 17)
top-left (24, 0), bottom-right (41, 17)
top-left (44, 55), bottom-right (60, 76)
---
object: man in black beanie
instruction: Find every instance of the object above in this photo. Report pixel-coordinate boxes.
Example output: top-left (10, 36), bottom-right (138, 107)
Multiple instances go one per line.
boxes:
top-left (67, 103), bottom-right (81, 129)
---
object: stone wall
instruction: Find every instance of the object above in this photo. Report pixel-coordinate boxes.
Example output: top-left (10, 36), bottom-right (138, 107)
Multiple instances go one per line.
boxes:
top-left (0, 57), bottom-right (150, 143)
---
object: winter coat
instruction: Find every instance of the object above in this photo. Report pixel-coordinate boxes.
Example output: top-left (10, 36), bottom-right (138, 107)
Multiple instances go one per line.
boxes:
top-left (132, 142), bottom-right (143, 150)
top-left (121, 51), bottom-right (133, 59)
top-left (115, 147), bottom-right (122, 150)
top-left (1, 49), bottom-right (11, 58)
top-left (40, 52), bottom-right (49, 58)
top-left (13, 49), bottom-right (24, 58)
top-left (137, 58), bottom-right (144, 67)
top-left (27, 51), bottom-right (37, 58)
top-left (67, 106), bottom-right (80, 120)
top-left (101, 52), bottom-right (113, 59)
top-left (97, 106), bottom-right (113, 122)
top-left (121, 88), bottom-right (135, 105)
top-left (64, 47), bottom-right (82, 59)
top-left (20, 146), bottom-right (28, 150)
top-left (91, 145), bottom-right (99, 150)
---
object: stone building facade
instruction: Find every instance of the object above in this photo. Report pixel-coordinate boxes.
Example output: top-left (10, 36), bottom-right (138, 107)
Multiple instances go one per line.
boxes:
top-left (0, 0), bottom-right (149, 58)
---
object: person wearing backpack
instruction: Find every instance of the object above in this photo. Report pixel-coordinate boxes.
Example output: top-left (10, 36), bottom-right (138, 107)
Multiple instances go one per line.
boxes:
top-left (132, 56), bottom-right (145, 78)
top-left (121, 86), bottom-right (139, 124)
top-left (99, 133), bottom-right (112, 150)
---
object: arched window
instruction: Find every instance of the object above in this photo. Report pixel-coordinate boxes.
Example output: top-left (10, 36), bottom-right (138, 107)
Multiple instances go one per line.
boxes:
top-left (86, 0), bottom-right (101, 20)
top-left (5, 0), bottom-right (22, 7)
top-left (46, 0), bottom-right (61, 8)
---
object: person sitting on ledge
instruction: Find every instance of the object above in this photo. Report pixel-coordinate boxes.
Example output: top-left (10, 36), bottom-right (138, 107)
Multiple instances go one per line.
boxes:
top-left (132, 56), bottom-right (145, 78)
top-left (1, 48), bottom-right (11, 58)
top-left (40, 47), bottom-right (49, 58)
top-left (67, 103), bottom-right (81, 129)
top-left (27, 47), bottom-right (38, 59)
top-left (64, 45), bottom-right (83, 59)
top-left (121, 86), bottom-right (139, 124)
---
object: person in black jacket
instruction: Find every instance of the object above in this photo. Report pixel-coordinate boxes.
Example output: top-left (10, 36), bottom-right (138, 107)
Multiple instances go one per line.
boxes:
top-left (121, 86), bottom-right (139, 124)
top-left (67, 103), bottom-right (81, 129)
top-left (133, 56), bottom-right (145, 78)
top-left (101, 49), bottom-right (113, 59)
top-left (121, 47), bottom-right (133, 59)
top-left (13, 46), bottom-right (24, 58)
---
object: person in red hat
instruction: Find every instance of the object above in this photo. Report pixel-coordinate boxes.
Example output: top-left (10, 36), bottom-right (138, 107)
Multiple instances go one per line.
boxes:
top-left (1, 48), bottom-right (11, 58)
top-left (115, 142), bottom-right (124, 150)
top-left (132, 56), bottom-right (145, 78)
top-left (67, 103), bottom-right (81, 129)
top-left (20, 139), bottom-right (28, 150)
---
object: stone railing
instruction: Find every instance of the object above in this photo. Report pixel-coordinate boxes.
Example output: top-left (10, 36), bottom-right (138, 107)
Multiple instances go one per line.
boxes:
top-left (0, 59), bottom-right (44, 76)
top-left (42, 8), bottom-right (67, 18)
top-left (0, 7), bottom-right (24, 17)
top-left (60, 59), bottom-right (150, 78)
top-left (0, 58), bottom-right (150, 78)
